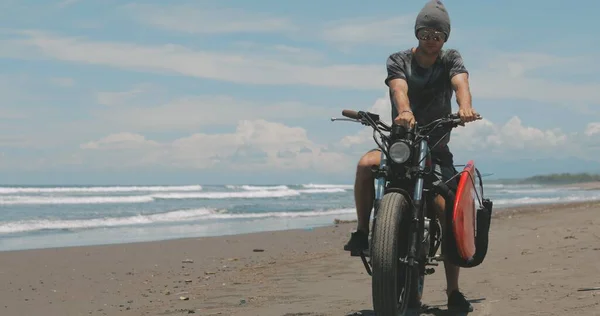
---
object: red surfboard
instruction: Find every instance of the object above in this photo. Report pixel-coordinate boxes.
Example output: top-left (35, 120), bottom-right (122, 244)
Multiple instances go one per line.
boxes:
top-left (452, 160), bottom-right (477, 261)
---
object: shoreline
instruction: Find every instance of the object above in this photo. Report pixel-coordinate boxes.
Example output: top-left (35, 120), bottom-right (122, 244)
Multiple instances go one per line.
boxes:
top-left (3, 199), bottom-right (600, 254)
top-left (1, 199), bottom-right (599, 315)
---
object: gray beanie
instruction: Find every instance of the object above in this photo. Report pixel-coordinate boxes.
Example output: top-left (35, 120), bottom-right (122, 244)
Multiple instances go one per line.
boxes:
top-left (414, 0), bottom-right (451, 41)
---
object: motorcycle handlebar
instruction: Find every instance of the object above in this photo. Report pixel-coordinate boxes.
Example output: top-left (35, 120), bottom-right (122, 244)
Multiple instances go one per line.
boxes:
top-left (341, 109), bottom-right (481, 126)
top-left (341, 109), bottom-right (360, 120)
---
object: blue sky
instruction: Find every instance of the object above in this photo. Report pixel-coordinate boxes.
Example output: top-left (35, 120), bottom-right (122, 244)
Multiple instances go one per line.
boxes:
top-left (0, 0), bottom-right (599, 185)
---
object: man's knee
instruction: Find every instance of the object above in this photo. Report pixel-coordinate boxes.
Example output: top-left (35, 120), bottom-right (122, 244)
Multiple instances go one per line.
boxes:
top-left (434, 194), bottom-right (446, 218)
top-left (356, 150), bottom-right (381, 179)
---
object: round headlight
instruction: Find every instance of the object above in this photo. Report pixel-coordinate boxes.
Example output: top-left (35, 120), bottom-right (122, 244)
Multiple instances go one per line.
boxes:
top-left (389, 141), bottom-right (411, 164)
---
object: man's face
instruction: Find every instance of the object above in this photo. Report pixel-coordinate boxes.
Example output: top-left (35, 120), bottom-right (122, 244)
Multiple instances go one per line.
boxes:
top-left (417, 28), bottom-right (446, 54)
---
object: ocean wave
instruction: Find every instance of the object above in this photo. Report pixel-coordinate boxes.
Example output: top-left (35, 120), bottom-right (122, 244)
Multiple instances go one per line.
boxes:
top-left (484, 183), bottom-right (545, 189)
top-left (298, 188), bottom-right (346, 194)
top-left (0, 185), bottom-right (203, 194)
top-left (494, 194), bottom-right (600, 206)
top-left (225, 185), bottom-right (290, 191)
top-left (0, 187), bottom-right (346, 205)
top-left (208, 208), bottom-right (355, 219)
top-left (0, 195), bottom-right (155, 205)
top-left (0, 208), bottom-right (355, 234)
top-left (0, 208), bottom-right (215, 233)
top-left (155, 188), bottom-right (345, 199)
top-left (302, 184), bottom-right (353, 189)
top-left (496, 188), bottom-right (568, 194)
top-left (153, 190), bottom-right (302, 199)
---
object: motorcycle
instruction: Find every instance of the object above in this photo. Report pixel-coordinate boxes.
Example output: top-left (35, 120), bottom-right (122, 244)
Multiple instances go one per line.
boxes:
top-left (331, 109), bottom-right (494, 315)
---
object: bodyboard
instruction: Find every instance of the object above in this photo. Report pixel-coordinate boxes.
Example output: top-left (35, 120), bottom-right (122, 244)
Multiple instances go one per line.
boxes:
top-left (452, 160), bottom-right (477, 261)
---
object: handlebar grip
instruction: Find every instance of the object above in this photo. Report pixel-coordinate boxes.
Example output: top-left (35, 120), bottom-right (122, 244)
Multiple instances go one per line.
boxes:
top-left (449, 113), bottom-right (483, 120)
top-left (342, 109), bottom-right (360, 120)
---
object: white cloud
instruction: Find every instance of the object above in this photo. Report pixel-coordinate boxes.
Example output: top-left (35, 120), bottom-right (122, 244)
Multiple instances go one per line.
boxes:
top-left (80, 133), bottom-right (159, 150)
top-left (0, 136), bottom-right (34, 148)
top-left (1, 31), bottom-right (382, 90)
top-left (334, 93), bottom-right (597, 162)
top-left (231, 41), bottom-right (325, 64)
top-left (49, 77), bottom-right (74, 87)
top-left (58, 0), bottom-right (79, 8)
top-left (91, 92), bottom-right (334, 132)
top-left (78, 120), bottom-right (352, 172)
top-left (4, 30), bottom-right (598, 106)
top-left (124, 4), bottom-right (297, 34)
top-left (96, 84), bottom-right (154, 107)
top-left (450, 117), bottom-right (568, 153)
top-left (321, 15), bottom-right (415, 48)
top-left (585, 122), bottom-right (600, 137)
top-left (469, 71), bottom-right (600, 110)
top-left (338, 93), bottom-right (391, 151)
top-left (0, 108), bottom-right (24, 120)
top-left (468, 51), bottom-right (600, 108)
top-left (484, 52), bottom-right (580, 77)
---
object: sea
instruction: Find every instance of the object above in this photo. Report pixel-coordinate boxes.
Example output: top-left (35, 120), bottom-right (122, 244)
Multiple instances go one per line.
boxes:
top-left (1, 183), bottom-right (599, 252)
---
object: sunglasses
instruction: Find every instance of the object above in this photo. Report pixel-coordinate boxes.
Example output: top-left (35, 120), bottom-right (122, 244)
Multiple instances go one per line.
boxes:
top-left (417, 29), bottom-right (446, 42)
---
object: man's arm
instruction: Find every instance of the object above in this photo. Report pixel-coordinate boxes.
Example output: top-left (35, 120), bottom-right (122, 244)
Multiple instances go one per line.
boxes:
top-left (388, 78), bottom-right (411, 114)
top-left (451, 73), bottom-right (472, 110)
top-left (447, 49), bottom-right (478, 121)
top-left (385, 53), bottom-right (412, 117)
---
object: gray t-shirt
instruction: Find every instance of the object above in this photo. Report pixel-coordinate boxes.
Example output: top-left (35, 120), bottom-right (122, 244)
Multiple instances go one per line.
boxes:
top-left (385, 48), bottom-right (468, 151)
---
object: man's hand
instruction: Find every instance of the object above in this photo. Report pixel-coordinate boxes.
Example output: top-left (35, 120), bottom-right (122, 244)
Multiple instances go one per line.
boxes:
top-left (394, 111), bottom-right (415, 129)
top-left (458, 107), bottom-right (479, 123)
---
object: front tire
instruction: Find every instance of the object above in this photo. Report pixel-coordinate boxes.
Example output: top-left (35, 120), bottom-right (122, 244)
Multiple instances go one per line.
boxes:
top-left (371, 192), bottom-right (420, 315)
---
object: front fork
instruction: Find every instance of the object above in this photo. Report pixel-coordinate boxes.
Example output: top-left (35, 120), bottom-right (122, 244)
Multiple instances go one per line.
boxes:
top-left (374, 150), bottom-right (387, 213)
top-left (372, 140), bottom-right (430, 267)
top-left (408, 140), bottom-right (429, 268)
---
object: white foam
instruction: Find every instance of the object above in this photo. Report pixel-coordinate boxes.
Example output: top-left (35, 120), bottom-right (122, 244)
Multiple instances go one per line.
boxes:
top-left (0, 208), bottom-right (355, 234)
top-left (302, 184), bottom-right (353, 189)
top-left (0, 186), bottom-right (347, 205)
top-left (485, 183), bottom-right (544, 189)
top-left (0, 185), bottom-right (202, 194)
top-left (0, 195), bottom-right (155, 205)
top-left (495, 194), bottom-right (600, 206)
top-left (298, 188), bottom-right (346, 194)
top-left (497, 188), bottom-right (565, 194)
top-left (0, 208), bottom-right (214, 233)
top-left (225, 185), bottom-right (290, 191)
top-left (207, 208), bottom-right (355, 219)
top-left (153, 189), bottom-right (302, 199)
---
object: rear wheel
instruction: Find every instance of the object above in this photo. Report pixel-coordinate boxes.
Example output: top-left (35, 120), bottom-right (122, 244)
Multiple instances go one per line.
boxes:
top-left (371, 192), bottom-right (421, 315)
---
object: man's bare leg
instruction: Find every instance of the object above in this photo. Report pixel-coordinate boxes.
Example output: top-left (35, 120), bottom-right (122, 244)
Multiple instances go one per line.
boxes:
top-left (354, 150), bottom-right (381, 233)
top-left (344, 150), bottom-right (381, 252)
top-left (433, 194), bottom-right (460, 294)
top-left (354, 151), bottom-right (381, 233)
top-left (434, 192), bottom-right (472, 311)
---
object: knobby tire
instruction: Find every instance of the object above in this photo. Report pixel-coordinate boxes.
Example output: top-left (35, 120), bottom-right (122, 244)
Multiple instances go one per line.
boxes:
top-left (371, 192), bottom-right (421, 316)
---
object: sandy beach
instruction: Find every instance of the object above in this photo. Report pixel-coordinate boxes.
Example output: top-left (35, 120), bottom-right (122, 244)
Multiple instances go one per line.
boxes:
top-left (1, 201), bottom-right (600, 316)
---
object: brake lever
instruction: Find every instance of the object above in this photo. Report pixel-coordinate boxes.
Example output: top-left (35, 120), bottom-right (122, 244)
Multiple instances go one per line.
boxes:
top-left (331, 117), bottom-right (360, 122)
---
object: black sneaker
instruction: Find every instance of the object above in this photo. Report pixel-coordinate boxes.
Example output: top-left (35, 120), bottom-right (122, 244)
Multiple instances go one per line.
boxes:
top-left (343, 230), bottom-right (369, 256)
top-left (447, 290), bottom-right (474, 312)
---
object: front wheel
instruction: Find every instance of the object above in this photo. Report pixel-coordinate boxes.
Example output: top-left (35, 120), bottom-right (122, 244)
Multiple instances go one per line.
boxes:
top-left (371, 192), bottom-right (421, 315)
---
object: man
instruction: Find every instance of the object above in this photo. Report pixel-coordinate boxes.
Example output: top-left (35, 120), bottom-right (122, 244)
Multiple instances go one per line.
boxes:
top-left (343, 0), bottom-right (479, 312)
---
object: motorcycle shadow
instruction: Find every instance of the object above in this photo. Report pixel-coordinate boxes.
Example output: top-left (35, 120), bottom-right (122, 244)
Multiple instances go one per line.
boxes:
top-left (420, 297), bottom-right (486, 316)
top-left (347, 298), bottom-right (485, 316)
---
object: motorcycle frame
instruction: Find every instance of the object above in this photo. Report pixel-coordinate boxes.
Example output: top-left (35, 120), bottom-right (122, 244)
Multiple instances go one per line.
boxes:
top-left (370, 136), bottom-right (442, 276)
top-left (333, 110), bottom-right (456, 275)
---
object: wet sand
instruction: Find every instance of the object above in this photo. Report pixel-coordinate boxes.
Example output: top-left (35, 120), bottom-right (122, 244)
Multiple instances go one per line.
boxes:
top-left (1, 201), bottom-right (600, 315)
